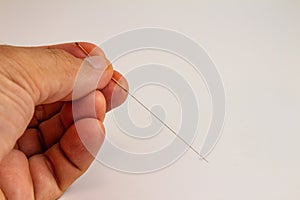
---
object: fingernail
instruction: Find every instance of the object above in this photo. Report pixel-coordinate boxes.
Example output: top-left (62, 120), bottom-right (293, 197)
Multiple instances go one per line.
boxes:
top-left (86, 56), bottom-right (109, 70)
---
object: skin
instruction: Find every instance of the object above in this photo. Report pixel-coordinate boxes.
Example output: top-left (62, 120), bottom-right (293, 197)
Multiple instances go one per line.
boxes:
top-left (0, 42), bottom-right (128, 200)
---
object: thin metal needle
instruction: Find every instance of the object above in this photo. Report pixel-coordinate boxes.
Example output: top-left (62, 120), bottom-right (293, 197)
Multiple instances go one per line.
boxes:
top-left (75, 42), bottom-right (208, 162)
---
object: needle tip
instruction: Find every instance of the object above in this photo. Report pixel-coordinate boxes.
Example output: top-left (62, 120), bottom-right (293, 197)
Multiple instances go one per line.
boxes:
top-left (202, 157), bottom-right (209, 163)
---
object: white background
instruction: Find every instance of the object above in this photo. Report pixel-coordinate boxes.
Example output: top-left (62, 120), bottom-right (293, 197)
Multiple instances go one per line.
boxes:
top-left (1, 0), bottom-right (300, 199)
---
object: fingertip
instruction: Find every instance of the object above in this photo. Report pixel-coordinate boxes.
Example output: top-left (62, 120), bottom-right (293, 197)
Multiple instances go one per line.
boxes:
top-left (60, 90), bottom-right (107, 129)
top-left (68, 55), bottom-right (114, 101)
top-left (102, 70), bottom-right (129, 112)
top-left (60, 118), bottom-right (105, 170)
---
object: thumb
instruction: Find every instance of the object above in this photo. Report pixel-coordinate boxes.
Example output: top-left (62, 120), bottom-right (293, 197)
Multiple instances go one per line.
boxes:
top-left (0, 42), bottom-right (113, 161)
top-left (33, 42), bottom-right (114, 104)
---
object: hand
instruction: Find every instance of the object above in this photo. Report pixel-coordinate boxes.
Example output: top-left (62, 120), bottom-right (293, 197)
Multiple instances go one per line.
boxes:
top-left (0, 43), bottom-right (128, 199)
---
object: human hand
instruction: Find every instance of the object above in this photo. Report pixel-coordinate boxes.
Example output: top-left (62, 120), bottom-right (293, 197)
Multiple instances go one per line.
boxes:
top-left (0, 43), bottom-right (128, 199)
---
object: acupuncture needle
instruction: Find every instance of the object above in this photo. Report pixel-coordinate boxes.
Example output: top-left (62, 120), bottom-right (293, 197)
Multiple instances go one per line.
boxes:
top-left (75, 42), bottom-right (208, 162)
